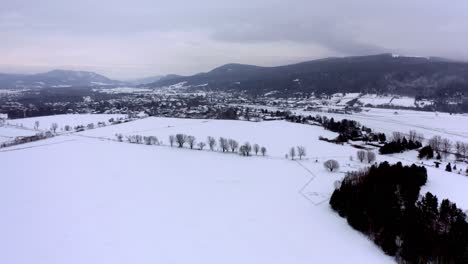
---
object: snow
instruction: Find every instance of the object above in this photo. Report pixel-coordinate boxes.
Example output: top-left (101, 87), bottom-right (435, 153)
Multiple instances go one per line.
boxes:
top-left (1, 113), bottom-right (467, 263)
top-left (389, 96), bottom-right (415, 107)
top-left (296, 107), bottom-right (468, 143)
top-left (51, 84), bottom-right (72, 88)
top-left (81, 117), bottom-right (350, 158)
top-left (5, 114), bottom-right (126, 132)
top-left (90, 81), bottom-right (112, 86)
top-left (169, 81), bottom-right (188, 89)
top-left (0, 126), bottom-right (37, 143)
top-left (358, 94), bottom-right (393, 106)
top-left (95, 87), bottom-right (153, 94)
top-left (422, 166), bottom-right (468, 209)
top-left (0, 115), bottom-right (396, 264)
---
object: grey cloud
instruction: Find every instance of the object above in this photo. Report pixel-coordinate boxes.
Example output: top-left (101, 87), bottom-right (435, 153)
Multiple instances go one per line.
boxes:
top-left (1, 0), bottom-right (467, 78)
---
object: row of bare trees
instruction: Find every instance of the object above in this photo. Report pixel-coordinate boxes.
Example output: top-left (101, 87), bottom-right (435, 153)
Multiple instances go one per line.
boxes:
top-left (428, 135), bottom-right (468, 160)
top-left (392, 130), bottom-right (468, 160)
top-left (392, 130), bottom-right (424, 143)
top-left (116, 134), bottom-right (161, 145)
top-left (167, 134), bottom-right (267, 157)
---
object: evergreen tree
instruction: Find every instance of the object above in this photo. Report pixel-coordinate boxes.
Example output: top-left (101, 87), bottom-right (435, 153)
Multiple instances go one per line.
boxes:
top-left (446, 163), bottom-right (452, 172)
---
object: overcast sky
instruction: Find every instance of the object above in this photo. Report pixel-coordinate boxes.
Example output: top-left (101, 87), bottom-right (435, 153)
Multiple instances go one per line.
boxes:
top-left (1, 0), bottom-right (468, 79)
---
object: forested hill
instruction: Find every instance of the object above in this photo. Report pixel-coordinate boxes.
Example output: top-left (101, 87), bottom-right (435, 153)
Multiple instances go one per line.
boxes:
top-left (145, 54), bottom-right (468, 97)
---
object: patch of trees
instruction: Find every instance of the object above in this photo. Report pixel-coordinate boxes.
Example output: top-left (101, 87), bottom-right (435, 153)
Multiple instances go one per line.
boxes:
top-left (356, 150), bottom-right (376, 163)
top-left (379, 132), bottom-right (422, 154)
top-left (287, 146), bottom-right (307, 160)
top-left (165, 134), bottom-right (267, 157)
top-left (418, 145), bottom-right (434, 159)
top-left (426, 136), bottom-right (468, 161)
top-left (330, 162), bottom-right (468, 263)
top-left (0, 132), bottom-right (54, 148)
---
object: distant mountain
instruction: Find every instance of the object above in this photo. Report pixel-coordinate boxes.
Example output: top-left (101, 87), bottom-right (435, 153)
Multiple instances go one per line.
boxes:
top-left (129, 75), bottom-right (164, 85)
top-left (130, 74), bottom-right (184, 85)
top-left (144, 54), bottom-right (468, 97)
top-left (0, 69), bottom-right (125, 89)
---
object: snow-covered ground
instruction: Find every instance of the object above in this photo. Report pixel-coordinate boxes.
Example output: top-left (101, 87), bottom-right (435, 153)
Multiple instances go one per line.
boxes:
top-left (297, 107), bottom-right (468, 142)
top-left (81, 117), bottom-right (351, 158)
top-left (94, 87), bottom-right (154, 94)
top-left (4, 114), bottom-right (126, 132)
top-left (1, 113), bottom-right (467, 264)
top-left (0, 126), bottom-right (37, 143)
top-left (318, 93), bottom-right (429, 108)
top-left (0, 132), bottom-right (393, 264)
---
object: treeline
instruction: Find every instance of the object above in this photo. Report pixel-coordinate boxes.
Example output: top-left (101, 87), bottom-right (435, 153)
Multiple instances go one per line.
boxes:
top-left (330, 162), bottom-right (468, 263)
top-left (379, 131), bottom-right (423, 154)
top-left (0, 131), bottom-right (53, 148)
top-left (427, 135), bottom-right (468, 161)
top-left (281, 111), bottom-right (386, 143)
top-left (116, 133), bottom-right (267, 157)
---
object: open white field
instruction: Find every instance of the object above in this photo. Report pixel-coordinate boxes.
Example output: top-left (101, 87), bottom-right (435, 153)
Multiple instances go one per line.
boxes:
top-left (0, 126), bottom-right (37, 143)
top-left (81, 117), bottom-right (351, 159)
top-left (1, 114), bottom-right (468, 263)
top-left (0, 134), bottom-right (393, 264)
top-left (297, 107), bottom-right (468, 142)
top-left (5, 114), bottom-right (126, 132)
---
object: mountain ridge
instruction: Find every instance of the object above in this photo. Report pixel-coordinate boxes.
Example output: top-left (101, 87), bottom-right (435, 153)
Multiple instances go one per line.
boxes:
top-left (144, 53), bottom-right (468, 97)
top-left (0, 69), bottom-right (125, 89)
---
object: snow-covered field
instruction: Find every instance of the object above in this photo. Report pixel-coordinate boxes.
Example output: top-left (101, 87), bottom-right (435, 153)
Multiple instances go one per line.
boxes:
top-left (82, 117), bottom-right (351, 158)
top-left (0, 126), bottom-right (37, 143)
top-left (320, 93), bottom-right (429, 108)
top-left (94, 87), bottom-right (154, 94)
top-left (1, 113), bottom-right (467, 264)
top-left (4, 114), bottom-right (126, 132)
top-left (297, 107), bottom-right (468, 142)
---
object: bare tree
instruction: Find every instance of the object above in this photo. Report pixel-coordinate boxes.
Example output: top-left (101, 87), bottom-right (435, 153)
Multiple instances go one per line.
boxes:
top-left (441, 138), bottom-right (452, 159)
top-left (366, 151), bottom-right (376, 163)
top-left (50, 123), bottom-right (58, 133)
top-left (462, 143), bottom-right (468, 159)
top-left (239, 142), bottom-right (252, 156)
top-left (392, 131), bottom-right (403, 142)
top-left (244, 142), bottom-right (252, 156)
top-left (207, 136), bottom-right (216, 151)
top-left (429, 135), bottom-right (442, 152)
top-left (289, 147), bottom-right (296, 160)
top-left (324, 159), bottom-right (340, 172)
top-left (169, 135), bottom-right (175, 147)
top-left (297, 146), bottom-right (306, 160)
top-left (261, 146), bottom-right (267, 156)
top-left (34, 121), bottom-right (40, 130)
top-left (455, 141), bottom-right (464, 159)
top-left (187, 135), bottom-right (196, 149)
top-left (219, 137), bottom-right (229, 152)
top-left (115, 133), bottom-right (123, 142)
top-left (415, 132), bottom-right (424, 143)
top-left (228, 139), bottom-right (239, 152)
top-left (197, 142), bottom-right (206, 150)
top-left (176, 134), bottom-right (187, 148)
top-left (127, 135), bottom-right (143, 144)
top-left (357, 150), bottom-right (367, 162)
top-left (408, 130), bottom-right (417, 142)
top-left (253, 144), bottom-right (260, 155)
top-left (144, 136), bottom-right (158, 145)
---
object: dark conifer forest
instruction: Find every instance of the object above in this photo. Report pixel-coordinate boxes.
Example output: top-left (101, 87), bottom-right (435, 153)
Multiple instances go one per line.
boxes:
top-left (330, 162), bottom-right (468, 263)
